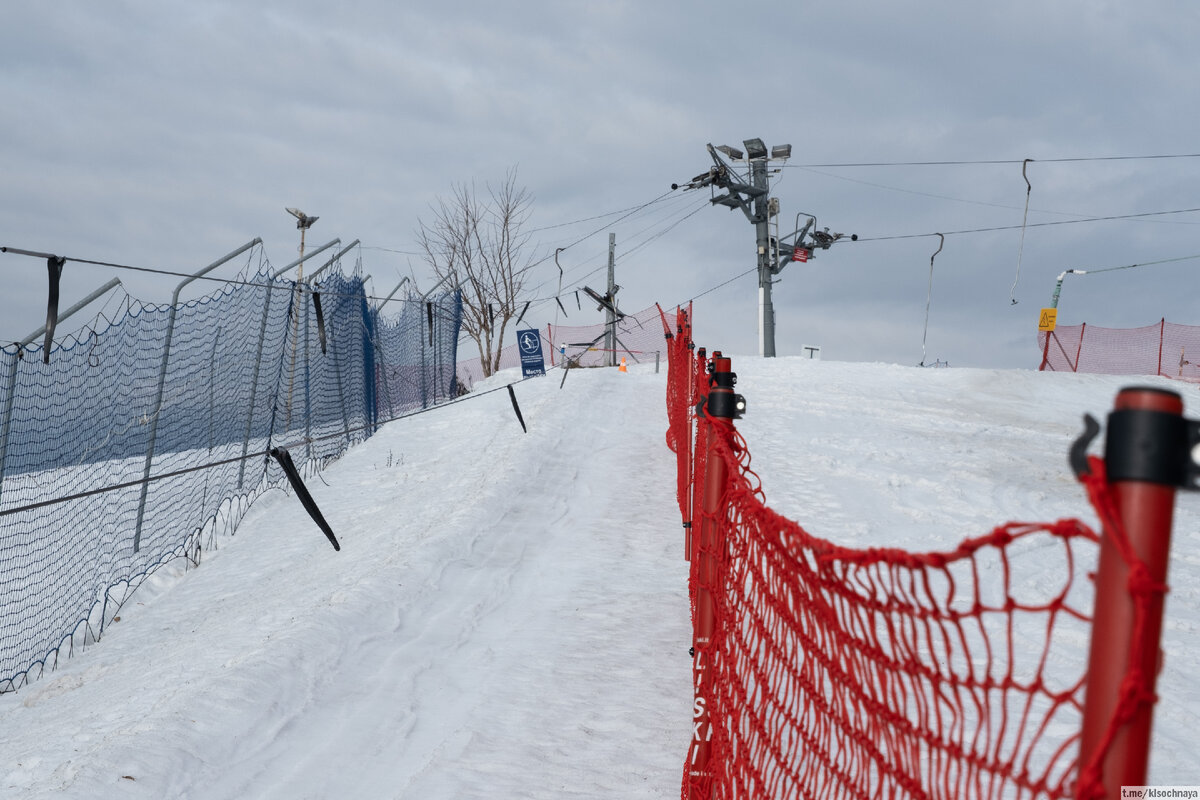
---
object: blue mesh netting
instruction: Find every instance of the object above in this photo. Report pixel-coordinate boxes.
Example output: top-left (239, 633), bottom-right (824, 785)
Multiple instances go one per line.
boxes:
top-left (0, 266), bottom-right (462, 691)
top-left (372, 291), bottom-right (463, 415)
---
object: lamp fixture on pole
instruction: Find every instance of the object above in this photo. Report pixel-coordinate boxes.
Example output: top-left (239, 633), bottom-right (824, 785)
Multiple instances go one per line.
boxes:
top-left (674, 139), bottom-right (854, 357)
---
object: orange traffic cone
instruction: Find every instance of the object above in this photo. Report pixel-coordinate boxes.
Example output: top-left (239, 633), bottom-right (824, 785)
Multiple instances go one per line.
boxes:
top-left (618, 356), bottom-right (628, 373)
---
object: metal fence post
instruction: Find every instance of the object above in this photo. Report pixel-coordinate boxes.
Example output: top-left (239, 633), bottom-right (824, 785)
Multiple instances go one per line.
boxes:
top-left (420, 321), bottom-right (428, 409)
top-left (302, 289), bottom-right (312, 460)
top-left (0, 278), bottom-right (122, 503)
top-left (134, 239), bottom-right (261, 552)
top-left (371, 319), bottom-right (395, 423)
top-left (417, 278), bottom-right (450, 409)
top-left (371, 277), bottom-right (409, 424)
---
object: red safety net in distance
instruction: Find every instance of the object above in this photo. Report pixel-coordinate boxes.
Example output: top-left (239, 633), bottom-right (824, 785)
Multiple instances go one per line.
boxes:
top-left (455, 304), bottom-right (677, 390)
top-left (548, 304), bottom-right (672, 369)
top-left (663, 308), bottom-right (1168, 799)
top-left (1038, 319), bottom-right (1200, 382)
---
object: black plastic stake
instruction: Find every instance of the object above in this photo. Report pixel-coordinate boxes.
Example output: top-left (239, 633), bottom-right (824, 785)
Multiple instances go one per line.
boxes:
top-left (312, 291), bottom-right (327, 355)
top-left (427, 301), bottom-right (435, 345)
top-left (270, 447), bottom-right (341, 551)
top-left (515, 300), bottom-right (531, 326)
top-left (555, 296), bottom-right (567, 317)
top-left (507, 384), bottom-right (527, 433)
top-left (43, 255), bottom-right (65, 364)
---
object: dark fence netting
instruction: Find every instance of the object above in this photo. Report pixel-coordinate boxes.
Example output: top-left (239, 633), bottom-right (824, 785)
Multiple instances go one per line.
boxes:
top-left (373, 291), bottom-right (463, 416)
top-left (0, 264), bottom-right (462, 691)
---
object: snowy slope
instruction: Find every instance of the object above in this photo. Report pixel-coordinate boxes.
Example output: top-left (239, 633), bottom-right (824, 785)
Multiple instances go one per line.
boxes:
top-left (2, 358), bottom-right (1198, 798)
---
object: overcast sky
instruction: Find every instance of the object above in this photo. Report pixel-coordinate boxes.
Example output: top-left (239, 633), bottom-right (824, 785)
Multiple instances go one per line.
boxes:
top-left (4, 1), bottom-right (1200, 369)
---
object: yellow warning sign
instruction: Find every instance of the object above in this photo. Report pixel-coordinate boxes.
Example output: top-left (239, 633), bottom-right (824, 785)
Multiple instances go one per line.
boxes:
top-left (1038, 308), bottom-right (1058, 332)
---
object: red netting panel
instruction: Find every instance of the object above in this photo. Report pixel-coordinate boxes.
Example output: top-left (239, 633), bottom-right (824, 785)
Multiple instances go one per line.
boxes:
top-left (547, 304), bottom-right (671, 368)
top-left (658, 303), bottom-right (694, 527)
top-left (662, 312), bottom-right (1168, 799)
top-left (1074, 322), bottom-right (1164, 376)
top-left (1037, 319), bottom-right (1200, 381)
top-left (1162, 322), bottom-right (1200, 382)
top-left (1037, 326), bottom-right (1084, 372)
top-left (695, 421), bottom-right (1098, 800)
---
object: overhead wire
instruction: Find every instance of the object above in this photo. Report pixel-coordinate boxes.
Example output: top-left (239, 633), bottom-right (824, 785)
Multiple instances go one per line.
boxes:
top-left (522, 189), bottom-right (686, 294)
top-left (510, 192), bottom-right (709, 319)
top-left (1061, 251), bottom-right (1200, 277)
top-left (785, 152), bottom-right (1200, 168)
top-left (551, 196), bottom-right (710, 297)
top-left (796, 165), bottom-right (1200, 231)
top-left (524, 188), bottom-right (677, 271)
top-left (0, 245), bottom-right (458, 313)
top-left (850, 206), bottom-right (1200, 243)
top-left (528, 195), bottom-right (689, 234)
top-left (11, 155), bottom-right (1200, 348)
top-left (3, 187), bottom-right (703, 352)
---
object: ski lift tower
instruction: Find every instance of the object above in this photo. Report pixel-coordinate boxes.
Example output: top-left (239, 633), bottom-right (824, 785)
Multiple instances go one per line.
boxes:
top-left (675, 138), bottom-right (854, 357)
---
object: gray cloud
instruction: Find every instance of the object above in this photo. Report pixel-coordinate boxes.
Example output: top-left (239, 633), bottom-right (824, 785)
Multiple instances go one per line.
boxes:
top-left (3, 0), bottom-right (1200, 369)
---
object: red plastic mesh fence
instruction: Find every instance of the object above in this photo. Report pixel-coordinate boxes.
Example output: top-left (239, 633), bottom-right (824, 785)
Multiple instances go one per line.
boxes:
top-left (1038, 319), bottom-right (1200, 382)
top-left (547, 303), bottom-right (671, 369)
top-left (661, 308), bottom-right (1168, 799)
top-left (455, 304), bottom-right (674, 390)
top-left (658, 303), bottom-right (694, 534)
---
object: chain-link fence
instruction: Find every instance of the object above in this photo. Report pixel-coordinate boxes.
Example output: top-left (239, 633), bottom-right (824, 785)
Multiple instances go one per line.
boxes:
top-left (0, 264), bottom-right (462, 691)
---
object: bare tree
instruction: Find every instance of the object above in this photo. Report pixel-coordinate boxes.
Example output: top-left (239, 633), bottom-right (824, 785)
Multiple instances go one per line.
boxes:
top-left (417, 168), bottom-right (534, 378)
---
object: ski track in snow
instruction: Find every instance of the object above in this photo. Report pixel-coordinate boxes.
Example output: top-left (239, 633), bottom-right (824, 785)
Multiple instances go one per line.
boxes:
top-left (2, 357), bottom-right (1199, 796)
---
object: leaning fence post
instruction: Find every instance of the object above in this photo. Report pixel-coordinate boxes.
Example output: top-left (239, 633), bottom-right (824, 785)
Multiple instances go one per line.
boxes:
top-left (1073, 322), bottom-right (1087, 372)
top-left (371, 277), bottom-right (409, 425)
top-left (415, 278), bottom-right (450, 408)
top-left (134, 239), bottom-right (261, 553)
top-left (1078, 386), bottom-right (1189, 794)
top-left (688, 350), bottom-right (745, 798)
top-left (1157, 317), bottom-right (1165, 377)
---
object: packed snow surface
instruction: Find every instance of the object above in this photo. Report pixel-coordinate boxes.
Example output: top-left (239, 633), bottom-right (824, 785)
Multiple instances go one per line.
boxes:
top-left (2, 357), bottom-right (1198, 797)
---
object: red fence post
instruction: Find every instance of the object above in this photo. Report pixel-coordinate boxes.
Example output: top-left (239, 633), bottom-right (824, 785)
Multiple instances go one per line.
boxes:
top-left (1157, 317), bottom-right (1165, 377)
top-left (1073, 322), bottom-right (1087, 372)
top-left (686, 347), bottom-right (707, 563)
top-left (687, 352), bottom-right (742, 798)
top-left (1078, 387), bottom-right (1185, 794)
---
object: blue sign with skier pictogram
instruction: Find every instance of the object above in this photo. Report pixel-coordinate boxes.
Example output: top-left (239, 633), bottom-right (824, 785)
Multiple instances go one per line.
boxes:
top-left (517, 328), bottom-right (546, 377)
